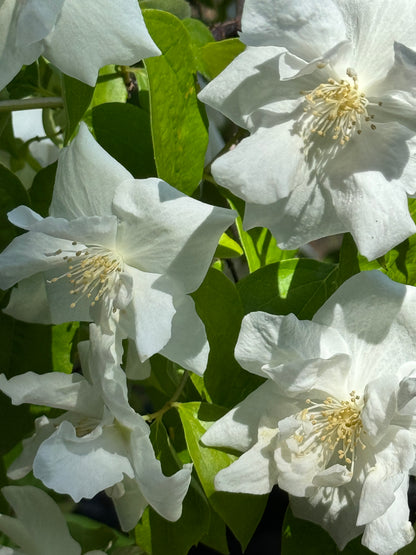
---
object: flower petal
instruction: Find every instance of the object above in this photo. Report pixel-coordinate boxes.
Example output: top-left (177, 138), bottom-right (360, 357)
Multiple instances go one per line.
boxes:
top-left (87, 324), bottom-right (149, 432)
top-left (202, 380), bottom-right (293, 452)
top-left (130, 433), bottom-right (192, 522)
top-left (49, 124), bottom-right (132, 220)
top-left (0, 231), bottom-right (72, 290)
top-left (198, 46), bottom-right (286, 129)
top-left (159, 295), bottom-right (209, 375)
top-left (361, 476), bottom-right (414, 555)
top-left (0, 485), bottom-right (81, 555)
top-left (214, 435), bottom-right (278, 494)
top-left (0, 372), bottom-right (102, 417)
top-left (290, 484), bottom-right (363, 550)
top-left (235, 311), bottom-right (351, 395)
top-left (211, 122), bottom-right (309, 204)
top-left (108, 476), bottom-right (148, 532)
top-left (119, 267), bottom-right (176, 361)
top-left (240, 0), bottom-right (346, 60)
top-left (7, 416), bottom-right (55, 480)
top-left (42, 0), bottom-right (160, 86)
top-left (33, 420), bottom-right (134, 502)
top-left (3, 274), bottom-right (52, 324)
top-left (314, 271), bottom-right (416, 387)
top-left (15, 0), bottom-right (63, 46)
top-left (358, 428), bottom-right (414, 525)
top-left (0, 0), bottom-right (42, 91)
top-left (361, 375), bottom-right (399, 441)
top-left (114, 178), bottom-right (235, 292)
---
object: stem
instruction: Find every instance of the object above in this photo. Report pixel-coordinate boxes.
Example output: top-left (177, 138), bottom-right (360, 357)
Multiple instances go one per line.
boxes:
top-left (143, 371), bottom-right (190, 423)
top-left (0, 97), bottom-right (63, 112)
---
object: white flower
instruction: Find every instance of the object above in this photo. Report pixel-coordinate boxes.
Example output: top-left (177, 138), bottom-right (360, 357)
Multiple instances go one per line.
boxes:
top-left (199, 0), bottom-right (416, 260)
top-left (0, 324), bottom-right (192, 530)
top-left (0, 0), bottom-right (160, 89)
top-left (202, 271), bottom-right (416, 555)
top-left (0, 485), bottom-right (105, 555)
top-left (0, 124), bottom-right (235, 375)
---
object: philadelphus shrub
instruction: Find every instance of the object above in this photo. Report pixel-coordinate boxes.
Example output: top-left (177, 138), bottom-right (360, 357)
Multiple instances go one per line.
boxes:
top-left (0, 124), bottom-right (235, 374)
top-left (2, 1), bottom-right (416, 554)
top-left (0, 0), bottom-right (160, 88)
top-left (203, 271), bottom-right (416, 555)
top-left (0, 485), bottom-right (106, 555)
top-left (199, 0), bottom-right (416, 260)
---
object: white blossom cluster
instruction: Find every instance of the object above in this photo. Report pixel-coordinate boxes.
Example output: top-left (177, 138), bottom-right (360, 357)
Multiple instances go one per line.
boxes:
top-left (0, 1), bottom-right (416, 555)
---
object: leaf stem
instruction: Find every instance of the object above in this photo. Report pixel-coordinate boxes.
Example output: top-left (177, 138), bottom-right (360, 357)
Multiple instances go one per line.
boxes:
top-left (143, 370), bottom-right (190, 423)
top-left (0, 97), bottom-right (64, 112)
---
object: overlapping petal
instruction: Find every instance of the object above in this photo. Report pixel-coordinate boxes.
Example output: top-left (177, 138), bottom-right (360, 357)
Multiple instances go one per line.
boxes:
top-left (0, 0), bottom-right (160, 90)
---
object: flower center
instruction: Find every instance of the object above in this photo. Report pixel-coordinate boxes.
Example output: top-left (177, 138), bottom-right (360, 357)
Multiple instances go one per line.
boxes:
top-left (48, 243), bottom-right (123, 309)
top-left (301, 68), bottom-right (376, 145)
top-left (295, 391), bottom-right (365, 468)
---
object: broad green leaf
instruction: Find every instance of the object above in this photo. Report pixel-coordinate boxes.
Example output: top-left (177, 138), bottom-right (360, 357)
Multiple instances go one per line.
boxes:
top-left (182, 18), bottom-right (214, 77)
top-left (92, 102), bottom-right (156, 178)
top-left (143, 9), bottom-right (209, 195)
top-left (200, 39), bottom-right (245, 79)
top-left (0, 164), bottom-right (30, 252)
top-left (0, 310), bottom-right (54, 456)
top-left (52, 322), bottom-right (79, 374)
top-left (90, 65), bottom-right (127, 108)
top-left (282, 508), bottom-right (376, 555)
top-left (66, 513), bottom-right (133, 552)
top-left (135, 508), bottom-right (152, 553)
top-left (182, 18), bottom-right (214, 48)
top-left (337, 233), bottom-right (380, 284)
top-left (192, 268), bottom-right (263, 407)
top-left (199, 505), bottom-right (229, 555)
top-left (178, 402), bottom-right (268, 550)
top-left (140, 0), bottom-right (191, 19)
top-left (29, 161), bottom-right (57, 217)
top-left (237, 259), bottom-right (339, 320)
top-left (62, 74), bottom-right (94, 144)
top-left (6, 62), bottom-right (39, 99)
top-left (215, 232), bottom-right (243, 259)
top-left (225, 193), bottom-right (296, 271)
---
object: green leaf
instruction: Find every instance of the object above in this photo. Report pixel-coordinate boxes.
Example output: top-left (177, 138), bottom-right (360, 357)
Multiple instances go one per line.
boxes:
top-left (0, 164), bottom-right (30, 252)
top-left (237, 258), bottom-right (339, 320)
top-left (135, 508), bottom-right (152, 553)
top-left (29, 162), bottom-right (57, 217)
top-left (182, 18), bottom-right (214, 77)
top-left (199, 505), bottom-right (229, 555)
top-left (182, 18), bottom-right (214, 48)
top-left (92, 102), bottom-right (156, 178)
top-left (338, 233), bottom-right (379, 287)
top-left (225, 193), bottom-right (296, 271)
top-left (91, 65), bottom-right (127, 107)
top-left (143, 9), bottom-right (209, 195)
top-left (62, 74), bottom-right (94, 144)
top-left (215, 232), bottom-right (243, 259)
top-left (0, 310), bottom-right (54, 456)
top-left (140, 0), bottom-right (191, 19)
top-left (52, 322), bottom-right (79, 374)
top-left (192, 268), bottom-right (263, 407)
top-left (178, 402), bottom-right (267, 550)
top-left (66, 513), bottom-right (133, 552)
top-left (200, 39), bottom-right (245, 79)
